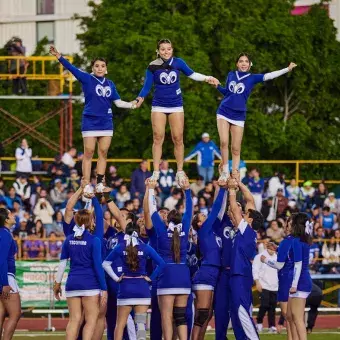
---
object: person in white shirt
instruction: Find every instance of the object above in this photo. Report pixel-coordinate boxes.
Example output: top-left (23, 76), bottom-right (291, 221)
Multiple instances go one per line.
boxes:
top-left (61, 147), bottom-right (77, 168)
top-left (164, 188), bottom-right (182, 210)
top-left (15, 138), bottom-right (32, 177)
top-left (253, 247), bottom-right (279, 333)
top-left (13, 176), bottom-right (31, 201)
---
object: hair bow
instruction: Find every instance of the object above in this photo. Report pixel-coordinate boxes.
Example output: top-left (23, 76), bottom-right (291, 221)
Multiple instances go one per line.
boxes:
top-left (73, 224), bottom-right (85, 237)
top-left (305, 220), bottom-right (314, 235)
top-left (168, 222), bottom-right (183, 233)
top-left (124, 231), bottom-right (139, 247)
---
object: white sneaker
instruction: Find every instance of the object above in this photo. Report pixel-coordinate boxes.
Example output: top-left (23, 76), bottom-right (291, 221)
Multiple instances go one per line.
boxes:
top-left (268, 327), bottom-right (277, 334)
top-left (84, 184), bottom-right (94, 194)
top-left (218, 171), bottom-right (229, 182)
top-left (256, 324), bottom-right (263, 333)
top-left (176, 171), bottom-right (187, 186)
top-left (148, 171), bottom-right (160, 182)
top-left (95, 182), bottom-right (105, 193)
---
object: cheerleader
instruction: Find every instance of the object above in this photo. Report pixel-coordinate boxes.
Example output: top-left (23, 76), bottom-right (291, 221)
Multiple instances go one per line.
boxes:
top-left (260, 217), bottom-right (298, 340)
top-left (211, 54), bottom-right (297, 181)
top-left (50, 45), bottom-right (137, 193)
top-left (103, 221), bottom-right (166, 340)
top-left (288, 213), bottom-right (313, 340)
top-left (190, 184), bottom-right (226, 340)
top-left (0, 209), bottom-right (21, 340)
top-left (147, 178), bottom-right (193, 340)
top-left (136, 39), bottom-right (218, 185)
top-left (54, 209), bottom-right (107, 340)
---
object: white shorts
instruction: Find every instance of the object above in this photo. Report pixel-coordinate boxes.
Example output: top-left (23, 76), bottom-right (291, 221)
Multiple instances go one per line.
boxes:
top-left (151, 106), bottom-right (184, 114)
top-left (65, 289), bottom-right (101, 298)
top-left (82, 130), bottom-right (113, 137)
top-left (289, 290), bottom-right (310, 299)
top-left (217, 114), bottom-right (245, 127)
top-left (192, 284), bottom-right (214, 291)
top-left (8, 274), bottom-right (19, 294)
top-left (117, 298), bottom-right (151, 306)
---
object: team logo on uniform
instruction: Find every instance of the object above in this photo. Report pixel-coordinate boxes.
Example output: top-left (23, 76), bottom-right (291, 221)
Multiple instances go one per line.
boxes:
top-left (187, 254), bottom-right (198, 267)
top-left (229, 81), bottom-right (245, 94)
top-left (215, 235), bottom-right (222, 248)
top-left (107, 237), bottom-right (118, 249)
top-left (160, 71), bottom-right (177, 84)
top-left (223, 226), bottom-right (235, 240)
top-left (95, 84), bottom-right (112, 97)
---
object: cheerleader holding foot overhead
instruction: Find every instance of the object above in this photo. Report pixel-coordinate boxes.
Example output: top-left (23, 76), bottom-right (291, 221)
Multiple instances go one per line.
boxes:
top-left (50, 46), bottom-right (138, 193)
top-left (210, 54), bottom-right (297, 181)
top-left (147, 178), bottom-right (193, 340)
top-left (54, 209), bottom-right (107, 340)
top-left (103, 221), bottom-right (166, 340)
top-left (136, 39), bottom-right (219, 185)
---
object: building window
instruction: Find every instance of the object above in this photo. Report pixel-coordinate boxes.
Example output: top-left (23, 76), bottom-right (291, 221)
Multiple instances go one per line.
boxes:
top-left (37, 21), bottom-right (55, 44)
top-left (37, 0), bottom-right (54, 15)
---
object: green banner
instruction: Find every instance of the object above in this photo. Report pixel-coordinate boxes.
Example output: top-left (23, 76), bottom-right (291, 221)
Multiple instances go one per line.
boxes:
top-left (16, 261), bottom-right (69, 308)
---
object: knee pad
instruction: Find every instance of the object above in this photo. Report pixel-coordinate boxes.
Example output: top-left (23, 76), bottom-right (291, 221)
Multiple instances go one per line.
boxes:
top-left (173, 307), bottom-right (187, 327)
top-left (134, 313), bottom-right (147, 340)
top-left (194, 308), bottom-right (210, 327)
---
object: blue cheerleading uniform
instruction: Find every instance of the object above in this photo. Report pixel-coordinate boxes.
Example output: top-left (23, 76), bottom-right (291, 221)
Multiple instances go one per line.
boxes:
top-left (138, 57), bottom-right (208, 113)
top-left (290, 238), bottom-right (312, 298)
top-left (0, 226), bottom-right (18, 294)
top-left (58, 57), bottom-right (132, 137)
top-left (148, 188), bottom-right (193, 295)
top-left (230, 219), bottom-right (259, 340)
top-left (192, 188), bottom-right (225, 291)
top-left (216, 67), bottom-right (289, 126)
top-left (103, 239), bottom-right (165, 305)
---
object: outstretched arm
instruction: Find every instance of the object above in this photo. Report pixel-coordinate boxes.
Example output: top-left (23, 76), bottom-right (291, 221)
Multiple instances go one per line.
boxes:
top-left (143, 181), bottom-right (153, 229)
top-left (204, 187), bottom-right (226, 230)
top-left (138, 69), bottom-right (153, 99)
top-left (184, 144), bottom-right (199, 162)
top-left (92, 238), bottom-right (107, 291)
top-left (263, 62), bottom-right (297, 81)
top-left (92, 196), bottom-right (104, 239)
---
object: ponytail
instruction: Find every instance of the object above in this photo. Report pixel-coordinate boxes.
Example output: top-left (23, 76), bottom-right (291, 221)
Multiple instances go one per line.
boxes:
top-left (126, 244), bottom-right (139, 272)
top-left (171, 228), bottom-right (181, 264)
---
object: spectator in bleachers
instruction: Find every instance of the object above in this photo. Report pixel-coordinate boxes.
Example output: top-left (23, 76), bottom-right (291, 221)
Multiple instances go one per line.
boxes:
top-left (267, 172), bottom-right (285, 198)
top-left (33, 189), bottom-right (55, 235)
top-left (198, 181), bottom-right (214, 207)
top-left (309, 241), bottom-right (320, 273)
top-left (12, 200), bottom-right (24, 224)
top-left (300, 180), bottom-right (315, 210)
top-left (270, 188), bottom-right (288, 220)
top-left (106, 165), bottom-right (122, 190)
top-left (74, 152), bottom-right (84, 177)
top-left (23, 230), bottom-right (44, 259)
top-left (164, 188), bottom-right (182, 211)
top-left (197, 197), bottom-right (209, 215)
top-left (158, 159), bottom-right (175, 204)
top-left (324, 192), bottom-right (340, 214)
top-left (116, 183), bottom-right (131, 209)
top-left (4, 186), bottom-right (22, 209)
top-left (320, 206), bottom-right (337, 236)
top-left (47, 154), bottom-right (68, 180)
top-left (248, 168), bottom-right (264, 211)
top-left (266, 220), bottom-right (285, 243)
top-left (51, 211), bottom-right (64, 236)
top-left (310, 205), bottom-right (320, 223)
top-left (67, 169), bottom-right (80, 192)
top-left (184, 132), bottom-right (221, 184)
top-left (130, 160), bottom-right (151, 200)
top-left (31, 219), bottom-right (46, 238)
top-left (13, 175), bottom-right (31, 203)
top-left (314, 182), bottom-right (328, 208)
top-left (15, 138), bottom-right (32, 178)
top-left (124, 200), bottom-right (134, 212)
top-left (13, 217), bottom-right (29, 239)
top-left (0, 177), bottom-right (7, 196)
top-left (46, 232), bottom-right (62, 260)
top-left (61, 147), bottom-right (77, 169)
top-left (321, 234), bottom-right (340, 272)
top-left (50, 178), bottom-right (67, 210)
top-left (131, 198), bottom-right (142, 216)
top-left (286, 178), bottom-right (300, 201)
top-left (190, 176), bottom-right (205, 197)
top-left (104, 210), bottom-right (114, 227)
top-left (261, 197), bottom-right (273, 224)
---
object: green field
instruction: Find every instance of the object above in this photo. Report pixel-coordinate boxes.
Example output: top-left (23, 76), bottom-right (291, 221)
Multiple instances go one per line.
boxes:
top-left (12, 330), bottom-right (340, 339)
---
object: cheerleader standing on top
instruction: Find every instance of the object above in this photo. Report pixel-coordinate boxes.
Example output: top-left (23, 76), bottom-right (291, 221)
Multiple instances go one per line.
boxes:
top-left (0, 208), bottom-right (21, 340)
top-left (147, 178), bottom-right (193, 340)
top-left (190, 183), bottom-right (226, 340)
top-left (54, 209), bottom-right (107, 340)
top-left (103, 220), bottom-right (165, 340)
top-left (211, 54), bottom-right (296, 181)
top-left (50, 45), bottom-right (137, 193)
top-left (136, 39), bottom-right (219, 185)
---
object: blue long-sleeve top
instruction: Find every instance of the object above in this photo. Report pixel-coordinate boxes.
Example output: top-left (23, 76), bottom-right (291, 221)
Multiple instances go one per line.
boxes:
top-left (149, 188), bottom-right (193, 263)
top-left (0, 227), bottom-right (17, 287)
top-left (104, 242), bottom-right (165, 281)
top-left (197, 188), bottom-right (225, 266)
top-left (185, 141), bottom-right (222, 168)
top-left (58, 56), bottom-right (120, 117)
top-left (60, 230), bottom-right (107, 291)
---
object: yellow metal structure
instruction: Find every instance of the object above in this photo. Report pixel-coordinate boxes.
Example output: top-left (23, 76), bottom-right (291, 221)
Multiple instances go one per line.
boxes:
top-left (0, 56), bottom-right (74, 93)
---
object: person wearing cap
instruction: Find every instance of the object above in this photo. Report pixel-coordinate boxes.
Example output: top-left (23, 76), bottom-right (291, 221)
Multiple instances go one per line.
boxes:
top-left (324, 192), bottom-right (340, 215)
top-left (184, 133), bottom-right (221, 184)
top-left (300, 181), bottom-right (315, 210)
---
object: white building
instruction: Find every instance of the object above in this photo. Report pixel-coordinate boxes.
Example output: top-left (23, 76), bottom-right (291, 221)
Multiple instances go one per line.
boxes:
top-left (0, 0), bottom-right (100, 55)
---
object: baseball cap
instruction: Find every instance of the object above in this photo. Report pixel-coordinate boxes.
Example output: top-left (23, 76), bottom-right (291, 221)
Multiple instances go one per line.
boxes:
top-left (329, 192), bottom-right (335, 197)
top-left (55, 179), bottom-right (62, 184)
top-left (202, 133), bottom-right (210, 138)
top-left (20, 218), bottom-right (28, 223)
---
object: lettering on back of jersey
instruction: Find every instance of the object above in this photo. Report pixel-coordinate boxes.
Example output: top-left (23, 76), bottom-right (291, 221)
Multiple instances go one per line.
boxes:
top-left (123, 250), bottom-right (144, 256)
top-left (160, 71), bottom-right (177, 84)
top-left (229, 81), bottom-right (245, 94)
top-left (70, 240), bottom-right (87, 245)
top-left (96, 84), bottom-right (111, 97)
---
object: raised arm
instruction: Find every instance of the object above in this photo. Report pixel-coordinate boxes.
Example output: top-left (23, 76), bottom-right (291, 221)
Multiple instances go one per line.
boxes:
top-left (143, 181), bottom-right (153, 229)
top-left (105, 192), bottom-right (126, 231)
top-left (228, 179), bottom-right (243, 227)
top-left (204, 187), bottom-right (226, 230)
top-left (181, 179), bottom-right (193, 234)
top-left (92, 196), bottom-right (104, 239)
top-left (238, 181), bottom-right (256, 211)
top-left (65, 185), bottom-right (84, 224)
top-left (148, 181), bottom-right (165, 235)
top-left (92, 237), bottom-right (107, 291)
top-left (146, 245), bottom-right (166, 280)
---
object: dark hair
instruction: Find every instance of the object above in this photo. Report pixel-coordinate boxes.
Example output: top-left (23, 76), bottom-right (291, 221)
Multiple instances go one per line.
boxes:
top-left (126, 212), bottom-right (137, 224)
top-left (248, 209), bottom-right (264, 231)
top-left (157, 39), bottom-right (172, 49)
top-left (291, 213), bottom-right (313, 244)
top-left (158, 207), bottom-right (170, 212)
top-left (192, 213), bottom-right (200, 231)
top-left (322, 206), bottom-right (330, 212)
top-left (125, 222), bottom-right (140, 272)
top-left (168, 209), bottom-right (182, 263)
top-left (0, 208), bottom-right (9, 226)
top-left (236, 53), bottom-right (251, 64)
top-left (91, 58), bottom-right (107, 67)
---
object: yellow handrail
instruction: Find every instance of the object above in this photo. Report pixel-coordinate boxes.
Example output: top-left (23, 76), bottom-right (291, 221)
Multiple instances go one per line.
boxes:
top-left (0, 56), bottom-right (74, 93)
